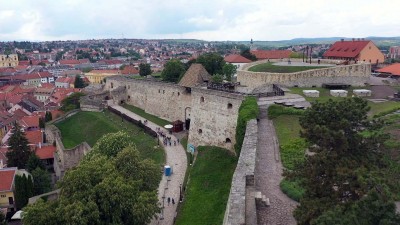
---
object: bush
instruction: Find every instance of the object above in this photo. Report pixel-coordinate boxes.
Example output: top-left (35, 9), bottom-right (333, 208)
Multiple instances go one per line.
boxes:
top-left (280, 138), bottom-right (307, 170)
top-left (280, 178), bottom-right (305, 202)
top-left (234, 97), bottom-right (259, 155)
top-left (268, 104), bottom-right (304, 119)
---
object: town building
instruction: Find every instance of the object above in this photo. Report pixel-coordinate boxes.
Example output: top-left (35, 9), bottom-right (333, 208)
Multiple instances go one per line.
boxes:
top-left (85, 69), bottom-right (120, 84)
top-left (323, 39), bottom-right (385, 63)
top-left (0, 54), bottom-right (18, 68)
top-left (224, 54), bottom-right (252, 69)
top-left (389, 46), bottom-right (400, 59)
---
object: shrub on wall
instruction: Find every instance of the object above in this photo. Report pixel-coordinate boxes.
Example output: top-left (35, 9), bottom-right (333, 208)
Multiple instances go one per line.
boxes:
top-left (234, 97), bottom-right (259, 155)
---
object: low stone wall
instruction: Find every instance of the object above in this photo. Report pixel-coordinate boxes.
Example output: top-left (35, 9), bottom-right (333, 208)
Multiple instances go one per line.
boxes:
top-left (237, 59), bottom-right (370, 89)
top-left (223, 119), bottom-right (258, 225)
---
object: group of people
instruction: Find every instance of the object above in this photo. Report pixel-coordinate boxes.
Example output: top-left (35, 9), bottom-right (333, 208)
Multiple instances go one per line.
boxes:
top-left (156, 127), bottom-right (180, 147)
top-left (166, 197), bottom-right (175, 206)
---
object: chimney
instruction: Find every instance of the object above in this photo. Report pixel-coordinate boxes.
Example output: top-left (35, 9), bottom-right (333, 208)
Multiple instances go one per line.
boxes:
top-left (362, 38), bottom-right (365, 41)
top-left (352, 38), bottom-right (355, 41)
top-left (0, 159), bottom-right (3, 169)
top-left (39, 142), bottom-right (41, 149)
top-left (341, 39), bottom-right (344, 42)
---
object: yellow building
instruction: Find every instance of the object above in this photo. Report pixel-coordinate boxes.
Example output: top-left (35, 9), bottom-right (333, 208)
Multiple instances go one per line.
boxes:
top-left (0, 167), bottom-right (31, 212)
top-left (0, 54), bottom-right (18, 68)
top-left (85, 69), bottom-right (120, 84)
top-left (0, 168), bottom-right (17, 212)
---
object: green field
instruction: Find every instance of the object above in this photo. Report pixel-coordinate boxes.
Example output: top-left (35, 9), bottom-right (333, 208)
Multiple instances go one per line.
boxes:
top-left (175, 146), bottom-right (237, 225)
top-left (55, 110), bottom-right (165, 165)
top-left (248, 62), bottom-right (328, 73)
top-left (122, 104), bottom-right (170, 127)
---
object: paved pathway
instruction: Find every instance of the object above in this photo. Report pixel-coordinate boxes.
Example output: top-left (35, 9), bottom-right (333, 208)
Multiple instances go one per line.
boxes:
top-left (109, 105), bottom-right (187, 225)
top-left (255, 105), bottom-right (298, 225)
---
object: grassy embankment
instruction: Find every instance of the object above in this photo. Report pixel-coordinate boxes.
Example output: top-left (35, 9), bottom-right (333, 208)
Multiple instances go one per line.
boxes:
top-left (248, 62), bottom-right (328, 73)
top-left (175, 146), bottom-right (237, 225)
top-left (55, 110), bottom-right (164, 165)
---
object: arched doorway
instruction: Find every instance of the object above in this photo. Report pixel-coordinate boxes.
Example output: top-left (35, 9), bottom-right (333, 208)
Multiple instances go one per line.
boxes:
top-left (185, 107), bottom-right (191, 130)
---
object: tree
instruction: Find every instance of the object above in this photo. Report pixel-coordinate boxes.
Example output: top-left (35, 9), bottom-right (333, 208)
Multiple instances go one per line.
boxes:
top-left (60, 92), bottom-right (85, 112)
top-left (196, 52), bottom-right (226, 75)
top-left (161, 59), bottom-right (186, 83)
top-left (74, 75), bottom-right (87, 89)
top-left (31, 168), bottom-right (51, 195)
top-left (313, 190), bottom-right (400, 225)
top-left (222, 63), bottom-right (237, 81)
top-left (14, 174), bottom-right (33, 209)
top-left (24, 132), bottom-right (160, 225)
top-left (211, 74), bottom-right (223, 83)
top-left (6, 123), bottom-right (32, 169)
top-left (139, 63), bottom-right (152, 76)
top-left (293, 98), bottom-right (387, 224)
top-left (240, 48), bottom-right (257, 61)
top-left (44, 111), bottom-right (52, 122)
top-left (26, 154), bottom-right (45, 172)
top-left (0, 211), bottom-right (6, 225)
top-left (39, 117), bottom-right (45, 129)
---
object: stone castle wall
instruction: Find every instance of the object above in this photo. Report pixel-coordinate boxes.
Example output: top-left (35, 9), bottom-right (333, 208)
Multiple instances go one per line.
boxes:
top-left (237, 60), bottom-right (371, 89)
top-left (105, 76), bottom-right (244, 151)
top-left (188, 88), bottom-right (244, 150)
top-left (223, 119), bottom-right (258, 225)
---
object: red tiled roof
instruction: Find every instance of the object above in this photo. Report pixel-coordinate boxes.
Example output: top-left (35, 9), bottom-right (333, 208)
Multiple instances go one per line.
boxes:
top-left (19, 115), bottom-right (40, 128)
top-left (99, 59), bottom-right (123, 65)
top-left (0, 168), bottom-right (16, 192)
top-left (55, 77), bottom-right (74, 84)
top-left (4, 72), bottom-right (53, 81)
top-left (78, 59), bottom-right (90, 64)
top-left (323, 40), bottom-right (370, 58)
top-left (35, 145), bottom-right (56, 159)
top-left (18, 61), bottom-right (30, 66)
top-left (121, 65), bottom-right (139, 75)
top-left (376, 63), bottom-right (400, 76)
top-left (59, 59), bottom-right (80, 65)
top-left (88, 69), bottom-right (120, 74)
top-left (250, 50), bottom-right (292, 59)
top-left (25, 130), bottom-right (43, 145)
top-left (224, 54), bottom-right (252, 63)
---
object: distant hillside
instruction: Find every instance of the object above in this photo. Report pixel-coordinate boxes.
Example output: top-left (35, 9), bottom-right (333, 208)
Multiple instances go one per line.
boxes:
top-left (235, 37), bottom-right (400, 49)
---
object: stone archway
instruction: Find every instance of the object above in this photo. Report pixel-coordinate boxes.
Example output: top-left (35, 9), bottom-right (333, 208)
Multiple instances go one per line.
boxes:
top-left (185, 107), bottom-right (191, 130)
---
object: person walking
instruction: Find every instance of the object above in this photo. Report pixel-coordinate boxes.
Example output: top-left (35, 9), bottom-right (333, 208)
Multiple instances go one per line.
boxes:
top-left (167, 197), bottom-right (171, 206)
top-left (172, 198), bottom-right (175, 205)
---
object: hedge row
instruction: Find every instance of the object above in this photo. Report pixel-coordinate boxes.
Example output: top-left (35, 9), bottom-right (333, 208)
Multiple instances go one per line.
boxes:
top-left (268, 104), bottom-right (304, 119)
top-left (234, 97), bottom-right (259, 155)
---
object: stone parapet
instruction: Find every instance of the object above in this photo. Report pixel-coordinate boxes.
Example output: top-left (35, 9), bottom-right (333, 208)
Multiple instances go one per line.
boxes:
top-left (223, 119), bottom-right (258, 225)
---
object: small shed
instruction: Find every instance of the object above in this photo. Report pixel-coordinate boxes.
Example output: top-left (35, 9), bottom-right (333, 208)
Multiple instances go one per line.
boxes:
top-left (330, 90), bottom-right (348, 97)
top-left (172, 120), bottom-right (184, 133)
top-left (353, 89), bottom-right (372, 97)
top-left (303, 90), bottom-right (320, 97)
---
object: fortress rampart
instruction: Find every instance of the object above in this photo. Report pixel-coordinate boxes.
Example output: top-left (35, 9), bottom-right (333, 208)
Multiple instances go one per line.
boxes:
top-left (237, 59), bottom-right (371, 89)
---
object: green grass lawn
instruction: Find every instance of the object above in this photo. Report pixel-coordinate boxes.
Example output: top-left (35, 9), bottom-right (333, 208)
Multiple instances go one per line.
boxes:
top-left (122, 104), bottom-right (170, 127)
top-left (248, 62), bottom-right (328, 73)
top-left (55, 110), bottom-right (165, 166)
top-left (369, 101), bottom-right (400, 117)
top-left (273, 115), bottom-right (302, 146)
top-left (175, 146), bottom-right (237, 225)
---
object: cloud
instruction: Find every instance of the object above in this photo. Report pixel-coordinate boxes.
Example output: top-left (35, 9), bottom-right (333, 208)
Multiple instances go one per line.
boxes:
top-left (0, 0), bottom-right (399, 41)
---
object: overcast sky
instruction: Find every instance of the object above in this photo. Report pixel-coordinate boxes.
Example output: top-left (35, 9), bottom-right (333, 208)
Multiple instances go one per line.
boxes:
top-left (0, 0), bottom-right (399, 41)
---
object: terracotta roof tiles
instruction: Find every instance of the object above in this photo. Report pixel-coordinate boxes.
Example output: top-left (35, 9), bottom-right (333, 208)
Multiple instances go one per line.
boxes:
top-left (224, 54), bottom-right (252, 63)
top-left (376, 63), bottom-right (400, 76)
